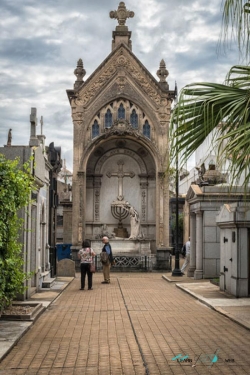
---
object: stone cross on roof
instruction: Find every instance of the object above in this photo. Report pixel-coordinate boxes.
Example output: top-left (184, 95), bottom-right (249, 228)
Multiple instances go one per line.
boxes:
top-left (110, 2), bottom-right (134, 26)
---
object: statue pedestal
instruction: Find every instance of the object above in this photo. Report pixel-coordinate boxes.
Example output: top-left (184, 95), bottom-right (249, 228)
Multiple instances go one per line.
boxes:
top-left (114, 227), bottom-right (128, 238)
top-left (91, 239), bottom-right (151, 255)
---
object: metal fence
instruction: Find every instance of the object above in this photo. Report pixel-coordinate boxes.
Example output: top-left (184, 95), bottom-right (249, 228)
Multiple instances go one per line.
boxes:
top-left (96, 254), bottom-right (155, 272)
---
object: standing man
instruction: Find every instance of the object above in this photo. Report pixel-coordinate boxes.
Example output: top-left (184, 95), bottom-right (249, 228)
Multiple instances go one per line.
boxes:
top-left (101, 236), bottom-right (113, 284)
top-left (181, 237), bottom-right (190, 275)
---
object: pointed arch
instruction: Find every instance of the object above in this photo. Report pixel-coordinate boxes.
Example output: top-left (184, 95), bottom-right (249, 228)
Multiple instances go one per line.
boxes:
top-left (143, 120), bottom-right (151, 139)
top-left (130, 108), bottom-right (138, 128)
top-left (92, 120), bottom-right (99, 138)
top-left (118, 103), bottom-right (125, 119)
top-left (105, 109), bottom-right (113, 128)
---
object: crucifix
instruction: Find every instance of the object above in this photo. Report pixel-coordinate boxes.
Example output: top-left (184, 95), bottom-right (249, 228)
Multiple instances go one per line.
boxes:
top-left (107, 160), bottom-right (135, 200)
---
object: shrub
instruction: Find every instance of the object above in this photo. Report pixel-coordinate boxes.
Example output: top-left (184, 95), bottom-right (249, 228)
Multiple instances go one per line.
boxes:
top-left (0, 154), bottom-right (34, 311)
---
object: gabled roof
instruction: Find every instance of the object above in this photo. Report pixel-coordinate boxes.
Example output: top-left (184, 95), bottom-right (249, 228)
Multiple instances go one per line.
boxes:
top-left (67, 42), bottom-right (176, 104)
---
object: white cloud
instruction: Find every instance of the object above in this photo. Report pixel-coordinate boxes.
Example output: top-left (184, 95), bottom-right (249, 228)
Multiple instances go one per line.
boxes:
top-left (0, 0), bottom-right (239, 172)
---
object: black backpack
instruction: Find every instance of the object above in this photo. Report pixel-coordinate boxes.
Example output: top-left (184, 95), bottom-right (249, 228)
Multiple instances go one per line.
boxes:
top-left (100, 251), bottom-right (109, 264)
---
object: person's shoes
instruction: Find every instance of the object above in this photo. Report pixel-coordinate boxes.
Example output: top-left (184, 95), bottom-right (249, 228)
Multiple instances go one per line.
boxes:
top-left (88, 288), bottom-right (93, 290)
top-left (80, 288), bottom-right (84, 290)
top-left (101, 281), bottom-right (108, 284)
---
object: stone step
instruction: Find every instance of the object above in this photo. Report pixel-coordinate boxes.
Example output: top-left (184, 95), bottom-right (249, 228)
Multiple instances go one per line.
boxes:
top-left (42, 278), bottom-right (56, 288)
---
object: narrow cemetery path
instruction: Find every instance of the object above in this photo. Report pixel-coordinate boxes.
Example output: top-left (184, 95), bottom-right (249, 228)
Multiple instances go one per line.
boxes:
top-left (0, 272), bottom-right (250, 375)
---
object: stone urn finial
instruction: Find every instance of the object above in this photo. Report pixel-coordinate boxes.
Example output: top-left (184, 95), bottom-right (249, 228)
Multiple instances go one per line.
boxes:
top-left (74, 58), bottom-right (86, 89)
top-left (157, 59), bottom-right (169, 82)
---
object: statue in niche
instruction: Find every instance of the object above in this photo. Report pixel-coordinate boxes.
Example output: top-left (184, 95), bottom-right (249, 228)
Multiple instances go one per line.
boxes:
top-left (123, 204), bottom-right (140, 240)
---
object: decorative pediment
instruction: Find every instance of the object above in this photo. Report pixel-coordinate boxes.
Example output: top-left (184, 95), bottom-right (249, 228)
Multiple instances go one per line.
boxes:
top-left (73, 46), bottom-right (164, 108)
top-left (186, 184), bottom-right (203, 201)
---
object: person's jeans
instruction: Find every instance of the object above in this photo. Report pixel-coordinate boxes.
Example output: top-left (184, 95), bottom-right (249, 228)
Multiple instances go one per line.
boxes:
top-left (80, 263), bottom-right (93, 289)
top-left (181, 253), bottom-right (190, 272)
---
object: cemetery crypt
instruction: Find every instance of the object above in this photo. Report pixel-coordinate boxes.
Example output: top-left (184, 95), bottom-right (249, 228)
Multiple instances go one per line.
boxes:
top-left (66, 2), bottom-right (176, 258)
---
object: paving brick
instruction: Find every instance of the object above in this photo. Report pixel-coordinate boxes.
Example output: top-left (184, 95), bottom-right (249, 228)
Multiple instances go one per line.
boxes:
top-left (1, 273), bottom-right (250, 374)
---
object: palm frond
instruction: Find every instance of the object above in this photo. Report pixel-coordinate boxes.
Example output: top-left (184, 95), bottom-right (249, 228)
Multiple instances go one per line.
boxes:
top-left (170, 64), bottom-right (250, 185)
top-left (221, 0), bottom-right (250, 61)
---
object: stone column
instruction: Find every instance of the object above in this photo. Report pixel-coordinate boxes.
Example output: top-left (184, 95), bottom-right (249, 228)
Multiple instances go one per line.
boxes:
top-left (163, 173), bottom-right (170, 247)
top-left (61, 201), bottom-right (72, 243)
top-left (93, 175), bottom-right (102, 222)
top-left (156, 173), bottom-right (161, 247)
top-left (78, 171), bottom-right (86, 244)
top-left (158, 172), bottom-right (169, 248)
top-left (194, 211), bottom-right (203, 279)
top-left (187, 212), bottom-right (196, 277)
top-left (140, 178), bottom-right (148, 223)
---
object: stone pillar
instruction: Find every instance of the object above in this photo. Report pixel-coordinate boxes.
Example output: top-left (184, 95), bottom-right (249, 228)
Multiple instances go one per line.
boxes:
top-left (140, 178), bottom-right (148, 224)
top-left (61, 201), bottom-right (72, 243)
top-left (93, 175), bottom-right (102, 222)
top-left (194, 211), bottom-right (203, 279)
top-left (78, 171), bottom-right (86, 244)
top-left (163, 173), bottom-right (169, 247)
top-left (156, 173), bottom-right (161, 247)
top-left (158, 172), bottom-right (169, 248)
top-left (188, 212), bottom-right (196, 277)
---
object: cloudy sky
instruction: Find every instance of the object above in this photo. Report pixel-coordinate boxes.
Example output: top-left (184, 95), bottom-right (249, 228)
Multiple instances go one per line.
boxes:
top-left (1, 0), bottom-right (238, 171)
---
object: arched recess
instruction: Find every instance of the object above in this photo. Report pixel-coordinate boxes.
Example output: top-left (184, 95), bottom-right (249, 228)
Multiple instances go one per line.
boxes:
top-left (84, 137), bottom-right (156, 240)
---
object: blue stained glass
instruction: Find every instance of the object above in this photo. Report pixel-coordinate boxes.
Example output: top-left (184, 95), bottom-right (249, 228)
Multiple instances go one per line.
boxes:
top-left (105, 109), bottom-right (112, 128)
top-left (130, 109), bottom-right (138, 128)
top-left (92, 120), bottom-right (99, 138)
top-left (118, 103), bottom-right (125, 119)
top-left (143, 121), bottom-right (151, 138)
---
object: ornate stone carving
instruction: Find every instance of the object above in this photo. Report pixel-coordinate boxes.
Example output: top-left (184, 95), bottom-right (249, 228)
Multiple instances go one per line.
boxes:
top-left (74, 59), bottom-right (86, 89)
top-left (74, 50), bottom-right (163, 108)
top-left (156, 59), bottom-right (169, 83)
top-left (125, 60), bottom-right (161, 105)
top-left (102, 119), bottom-right (139, 138)
top-left (94, 190), bottom-right (100, 221)
top-left (110, 2), bottom-right (134, 26)
top-left (141, 189), bottom-right (147, 222)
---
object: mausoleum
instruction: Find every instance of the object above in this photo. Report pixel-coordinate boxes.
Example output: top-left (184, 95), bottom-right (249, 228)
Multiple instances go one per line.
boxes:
top-left (66, 2), bottom-right (176, 264)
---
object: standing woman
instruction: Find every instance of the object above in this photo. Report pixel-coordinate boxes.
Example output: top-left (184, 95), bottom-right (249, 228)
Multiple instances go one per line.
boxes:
top-left (78, 240), bottom-right (96, 290)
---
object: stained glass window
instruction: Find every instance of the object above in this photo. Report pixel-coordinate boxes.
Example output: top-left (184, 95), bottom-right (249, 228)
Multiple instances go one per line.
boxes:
top-left (92, 120), bottom-right (99, 138)
top-left (143, 120), bottom-right (150, 138)
top-left (105, 109), bottom-right (112, 128)
top-left (130, 109), bottom-right (138, 128)
top-left (118, 103), bottom-right (125, 119)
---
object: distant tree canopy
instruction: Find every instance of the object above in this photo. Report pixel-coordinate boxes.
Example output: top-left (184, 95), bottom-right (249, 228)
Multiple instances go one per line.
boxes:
top-left (0, 154), bottom-right (34, 310)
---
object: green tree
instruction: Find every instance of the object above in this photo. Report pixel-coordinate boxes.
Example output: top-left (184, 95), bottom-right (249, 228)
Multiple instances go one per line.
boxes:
top-left (170, 1), bottom-right (250, 185)
top-left (0, 154), bottom-right (34, 311)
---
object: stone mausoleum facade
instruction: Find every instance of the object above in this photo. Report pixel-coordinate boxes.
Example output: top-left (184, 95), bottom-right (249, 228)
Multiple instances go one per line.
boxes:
top-left (66, 2), bottom-right (176, 258)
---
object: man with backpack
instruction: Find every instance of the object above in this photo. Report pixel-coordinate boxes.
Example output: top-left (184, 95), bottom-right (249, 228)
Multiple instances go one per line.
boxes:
top-left (100, 236), bottom-right (114, 284)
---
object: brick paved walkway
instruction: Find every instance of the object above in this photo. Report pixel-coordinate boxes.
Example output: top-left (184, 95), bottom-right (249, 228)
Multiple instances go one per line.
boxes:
top-left (1, 272), bottom-right (250, 374)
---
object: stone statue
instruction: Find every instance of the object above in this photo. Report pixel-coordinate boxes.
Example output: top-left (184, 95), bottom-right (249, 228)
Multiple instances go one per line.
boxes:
top-left (124, 204), bottom-right (140, 240)
top-left (7, 128), bottom-right (12, 146)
